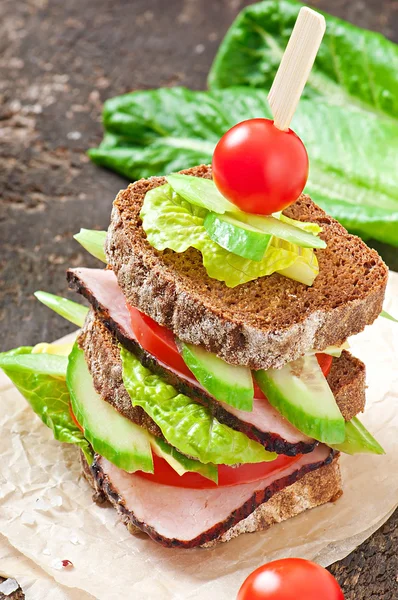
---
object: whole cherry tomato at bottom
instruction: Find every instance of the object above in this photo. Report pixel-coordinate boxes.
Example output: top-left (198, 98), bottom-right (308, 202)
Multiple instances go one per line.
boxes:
top-left (237, 558), bottom-right (344, 600)
top-left (212, 118), bottom-right (309, 215)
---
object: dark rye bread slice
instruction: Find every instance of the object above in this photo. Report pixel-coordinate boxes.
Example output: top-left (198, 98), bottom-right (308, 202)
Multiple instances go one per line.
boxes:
top-left (106, 164), bottom-right (388, 370)
top-left (79, 309), bottom-right (366, 456)
top-left (81, 449), bottom-right (341, 548)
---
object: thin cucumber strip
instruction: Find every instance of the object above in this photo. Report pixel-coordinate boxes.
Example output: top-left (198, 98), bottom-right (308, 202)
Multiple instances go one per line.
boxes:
top-left (331, 417), bottom-right (385, 455)
top-left (74, 229), bottom-right (107, 263)
top-left (35, 291), bottom-right (88, 327)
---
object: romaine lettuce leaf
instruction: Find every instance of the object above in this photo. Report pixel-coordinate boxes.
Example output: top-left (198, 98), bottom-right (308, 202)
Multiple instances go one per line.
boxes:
top-left (208, 0), bottom-right (398, 121)
top-left (141, 183), bottom-right (318, 287)
top-left (120, 345), bottom-right (276, 465)
top-left (0, 347), bottom-right (93, 463)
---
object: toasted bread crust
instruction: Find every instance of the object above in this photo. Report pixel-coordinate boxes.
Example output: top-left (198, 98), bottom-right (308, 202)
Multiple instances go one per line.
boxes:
top-left (80, 450), bottom-right (341, 548)
top-left (79, 309), bottom-right (366, 455)
top-left (106, 165), bottom-right (388, 370)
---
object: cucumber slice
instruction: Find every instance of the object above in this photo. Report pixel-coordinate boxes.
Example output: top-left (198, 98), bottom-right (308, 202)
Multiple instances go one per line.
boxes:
top-left (151, 437), bottom-right (218, 482)
top-left (67, 344), bottom-right (153, 473)
top-left (255, 354), bottom-right (345, 444)
top-left (234, 212), bottom-right (326, 249)
top-left (179, 341), bottom-right (254, 411)
top-left (380, 309), bottom-right (398, 323)
top-left (73, 229), bottom-right (107, 263)
top-left (331, 417), bottom-right (385, 455)
top-left (204, 212), bottom-right (272, 261)
top-left (166, 174), bottom-right (237, 213)
top-left (34, 291), bottom-right (89, 328)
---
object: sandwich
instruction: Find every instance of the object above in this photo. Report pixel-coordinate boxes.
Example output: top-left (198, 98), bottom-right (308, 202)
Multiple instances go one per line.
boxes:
top-left (0, 7), bottom-right (389, 550)
top-left (0, 162), bottom-right (387, 549)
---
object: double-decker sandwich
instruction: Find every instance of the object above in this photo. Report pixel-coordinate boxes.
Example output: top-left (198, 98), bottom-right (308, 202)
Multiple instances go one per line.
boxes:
top-left (0, 6), bottom-right (389, 550)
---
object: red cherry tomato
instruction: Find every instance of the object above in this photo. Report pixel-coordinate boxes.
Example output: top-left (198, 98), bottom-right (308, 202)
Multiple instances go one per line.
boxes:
top-left (212, 118), bottom-right (309, 214)
top-left (237, 558), bottom-right (344, 600)
top-left (137, 452), bottom-right (301, 489)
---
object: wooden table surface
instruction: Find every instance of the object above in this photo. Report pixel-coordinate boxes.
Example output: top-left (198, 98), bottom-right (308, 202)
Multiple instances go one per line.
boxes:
top-left (1, 1), bottom-right (397, 598)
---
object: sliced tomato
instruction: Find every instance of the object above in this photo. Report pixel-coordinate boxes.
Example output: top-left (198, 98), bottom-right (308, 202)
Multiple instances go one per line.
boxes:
top-left (316, 353), bottom-right (333, 377)
top-left (136, 452), bottom-right (301, 489)
top-left (69, 403), bottom-right (84, 433)
top-left (127, 304), bottom-right (193, 378)
top-left (128, 304), bottom-right (334, 395)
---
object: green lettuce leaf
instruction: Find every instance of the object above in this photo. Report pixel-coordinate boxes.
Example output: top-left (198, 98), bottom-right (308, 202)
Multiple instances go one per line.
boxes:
top-left (89, 87), bottom-right (398, 247)
top-left (141, 183), bottom-right (318, 287)
top-left (208, 0), bottom-right (398, 120)
top-left (120, 345), bottom-right (276, 465)
top-left (34, 291), bottom-right (88, 327)
top-left (0, 348), bottom-right (93, 463)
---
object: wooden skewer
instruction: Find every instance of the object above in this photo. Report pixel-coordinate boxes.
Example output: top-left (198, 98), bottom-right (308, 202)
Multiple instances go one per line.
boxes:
top-left (268, 7), bottom-right (326, 131)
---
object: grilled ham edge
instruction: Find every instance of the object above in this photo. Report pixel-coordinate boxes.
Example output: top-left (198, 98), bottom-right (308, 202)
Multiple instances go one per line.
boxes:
top-left (81, 446), bottom-right (341, 548)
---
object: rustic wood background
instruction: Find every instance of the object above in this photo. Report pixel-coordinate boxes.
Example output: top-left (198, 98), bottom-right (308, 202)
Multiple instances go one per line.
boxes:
top-left (1, 1), bottom-right (397, 598)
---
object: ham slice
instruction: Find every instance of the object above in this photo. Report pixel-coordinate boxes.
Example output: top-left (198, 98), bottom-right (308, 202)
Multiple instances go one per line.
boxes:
top-left (92, 444), bottom-right (333, 548)
top-left (68, 268), bottom-right (314, 452)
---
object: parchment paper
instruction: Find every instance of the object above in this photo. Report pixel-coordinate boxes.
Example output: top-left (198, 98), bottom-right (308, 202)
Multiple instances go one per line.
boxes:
top-left (1, 272), bottom-right (397, 600)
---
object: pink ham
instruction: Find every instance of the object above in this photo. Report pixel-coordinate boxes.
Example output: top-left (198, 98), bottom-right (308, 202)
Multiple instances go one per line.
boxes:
top-left (93, 444), bottom-right (333, 547)
top-left (67, 267), bottom-right (313, 451)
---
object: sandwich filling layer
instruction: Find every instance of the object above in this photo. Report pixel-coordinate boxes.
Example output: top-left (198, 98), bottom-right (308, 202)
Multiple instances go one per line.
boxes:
top-left (71, 268), bottom-right (366, 456)
top-left (85, 445), bottom-right (339, 548)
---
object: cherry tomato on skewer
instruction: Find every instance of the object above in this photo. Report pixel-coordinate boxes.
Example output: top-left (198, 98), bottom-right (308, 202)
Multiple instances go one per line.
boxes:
top-left (212, 118), bottom-right (309, 215)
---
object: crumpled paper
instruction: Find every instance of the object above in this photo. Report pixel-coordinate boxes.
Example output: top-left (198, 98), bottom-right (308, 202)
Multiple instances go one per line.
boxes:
top-left (0, 273), bottom-right (397, 600)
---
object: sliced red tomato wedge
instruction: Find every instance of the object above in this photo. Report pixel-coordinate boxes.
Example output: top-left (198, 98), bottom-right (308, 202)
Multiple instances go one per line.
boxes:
top-left (69, 403), bottom-right (84, 433)
top-left (128, 304), bottom-right (334, 392)
top-left (316, 353), bottom-right (333, 377)
top-left (137, 452), bottom-right (301, 489)
top-left (128, 304), bottom-right (193, 378)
